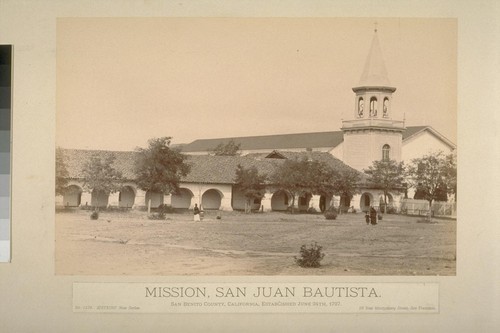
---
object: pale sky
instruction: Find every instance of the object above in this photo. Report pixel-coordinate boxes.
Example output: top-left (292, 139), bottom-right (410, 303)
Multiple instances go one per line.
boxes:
top-left (56, 17), bottom-right (457, 151)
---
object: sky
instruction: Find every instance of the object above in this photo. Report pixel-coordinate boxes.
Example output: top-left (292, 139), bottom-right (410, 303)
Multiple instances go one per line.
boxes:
top-left (56, 17), bottom-right (457, 151)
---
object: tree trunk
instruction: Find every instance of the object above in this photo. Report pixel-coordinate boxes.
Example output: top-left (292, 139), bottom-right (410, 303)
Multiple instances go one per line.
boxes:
top-left (245, 199), bottom-right (251, 214)
top-left (383, 192), bottom-right (388, 214)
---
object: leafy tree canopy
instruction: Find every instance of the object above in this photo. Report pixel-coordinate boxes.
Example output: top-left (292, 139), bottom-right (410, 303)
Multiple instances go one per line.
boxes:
top-left (443, 151), bottom-right (457, 200)
top-left (270, 157), bottom-right (338, 212)
top-left (234, 164), bottom-right (267, 200)
top-left (134, 137), bottom-right (190, 194)
top-left (364, 159), bottom-right (406, 210)
top-left (407, 151), bottom-right (456, 205)
top-left (82, 153), bottom-right (123, 194)
top-left (332, 168), bottom-right (361, 203)
top-left (56, 147), bottom-right (69, 196)
top-left (212, 140), bottom-right (241, 156)
top-left (234, 164), bottom-right (267, 212)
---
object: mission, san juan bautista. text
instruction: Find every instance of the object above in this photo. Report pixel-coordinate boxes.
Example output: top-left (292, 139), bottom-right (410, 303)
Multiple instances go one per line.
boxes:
top-left (145, 286), bottom-right (381, 299)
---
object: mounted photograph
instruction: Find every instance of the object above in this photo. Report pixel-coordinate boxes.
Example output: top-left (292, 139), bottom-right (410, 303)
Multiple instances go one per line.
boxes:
top-left (55, 17), bottom-right (457, 276)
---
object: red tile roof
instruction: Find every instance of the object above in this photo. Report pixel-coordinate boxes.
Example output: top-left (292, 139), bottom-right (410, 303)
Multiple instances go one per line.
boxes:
top-left (60, 148), bottom-right (363, 185)
top-left (402, 126), bottom-right (428, 140)
top-left (181, 131), bottom-right (345, 153)
top-left (62, 149), bottom-right (137, 180)
top-left (180, 126), bottom-right (451, 153)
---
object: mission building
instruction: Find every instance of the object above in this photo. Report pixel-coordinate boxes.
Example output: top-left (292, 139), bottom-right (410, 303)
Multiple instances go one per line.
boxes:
top-left (56, 31), bottom-right (455, 214)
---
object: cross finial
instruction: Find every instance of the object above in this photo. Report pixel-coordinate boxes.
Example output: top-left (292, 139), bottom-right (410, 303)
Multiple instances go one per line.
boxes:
top-left (374, 21), bottom-right (378, 33)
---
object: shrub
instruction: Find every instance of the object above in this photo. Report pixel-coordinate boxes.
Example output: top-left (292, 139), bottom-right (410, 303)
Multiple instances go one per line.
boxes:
top-left (386, 206), bottom-right (397, 214)
top-left (148, 212), bottom-right (165, 220)
top-left (157, 204), bottom-right (174, 214)
top-left (147, 204), bottom-right (174, 220)
top-left (307, 207), bottom-right (317, 214)
top-left (324, 206), bottom-right (338, 220)
top-left (90, 211), bottom-right (99, 220)
top-left (295, 242), bottom-right (325, 268)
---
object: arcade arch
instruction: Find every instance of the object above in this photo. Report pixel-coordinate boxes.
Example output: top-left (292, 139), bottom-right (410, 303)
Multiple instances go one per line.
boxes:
top-left (63, 185), bottom-right (82, 207)
top-left (379, 193), bottom-right (394, 213)
top-left (202, 189), bottom-right (223, 210)
top-left (145, 190), bottom-right (164, 208)
top-left (271, 190), bottom-right (292, 211)
top-left (360, 192), bottom-right (374, 212)
top-left (119, 186), bottom-right (135, 208)
top-left (91, 189), bottom-right (109, 208)
top-left (171, 188), bottom-right (194, 209)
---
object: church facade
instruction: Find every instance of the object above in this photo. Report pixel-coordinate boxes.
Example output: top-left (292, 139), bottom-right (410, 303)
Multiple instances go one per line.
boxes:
top-left (56, 31), bottom-right (455, 214)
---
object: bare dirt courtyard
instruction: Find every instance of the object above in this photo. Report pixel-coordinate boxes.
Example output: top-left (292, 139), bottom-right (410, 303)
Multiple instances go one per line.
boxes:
top-left (55, 209), bottom-right (456, 276)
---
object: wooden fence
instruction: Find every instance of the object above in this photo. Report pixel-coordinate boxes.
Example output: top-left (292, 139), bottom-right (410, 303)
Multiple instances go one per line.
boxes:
top-left (400, 199), bottom-right (456, 218)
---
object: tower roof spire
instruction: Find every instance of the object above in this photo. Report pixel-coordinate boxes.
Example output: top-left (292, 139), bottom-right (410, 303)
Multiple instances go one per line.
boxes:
top-left (357, 29), bottom-right (392, 88)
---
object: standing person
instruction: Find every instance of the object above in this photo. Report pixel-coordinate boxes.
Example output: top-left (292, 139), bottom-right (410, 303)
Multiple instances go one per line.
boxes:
top-left (193, 203), bottom-right (200, 222)
top-left (370, 206), bottom-right (377, 225)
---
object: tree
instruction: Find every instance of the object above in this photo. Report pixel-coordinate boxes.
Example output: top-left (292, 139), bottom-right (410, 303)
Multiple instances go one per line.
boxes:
top-left (270, 157), bottom-right (337, 213)
top-left (407, 151), bottom-right (457, 206)
top-left (234, 164), bottom-right (267, 213)
top-left (364, 159), bottom-right (406, 213)
top-left (212, 140), bottom-right (241, 156)
top-left (305, 159), bottom-right (339, 198)
top-left (443, 151), bottom-right (457, 201)
top-left (134, 137), bottom-right (191, 196)
top-left (270, 158), bottom-right (306, 213)
top-left (82, 153), bottom-right (123, 206)
top-left (332, 169), bottom-right (361, 209)
top-left (55, 147), bottom-right (69, 196)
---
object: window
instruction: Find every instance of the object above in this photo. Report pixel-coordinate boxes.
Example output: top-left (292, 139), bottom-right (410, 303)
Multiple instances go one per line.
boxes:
top-left (382, 144), bottom-right (390, 161)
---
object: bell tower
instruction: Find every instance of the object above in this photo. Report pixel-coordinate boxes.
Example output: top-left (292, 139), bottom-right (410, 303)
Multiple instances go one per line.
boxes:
top-left (341, 29), bottom-right (405, 171)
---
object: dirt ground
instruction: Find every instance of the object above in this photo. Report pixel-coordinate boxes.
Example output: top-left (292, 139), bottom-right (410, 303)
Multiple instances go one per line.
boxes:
top-left (55, 209), bottom-right (456, 276)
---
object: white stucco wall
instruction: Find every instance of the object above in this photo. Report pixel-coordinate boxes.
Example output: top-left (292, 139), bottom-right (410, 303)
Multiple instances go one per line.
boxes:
top-left (329, 143), bottom-right (343, 161)
top-left (343, 130), bottom-right (402, 171)
top-left (179, 183), bottom-right (233, 210)
top-left (402, 130), bottom-right (455, 165)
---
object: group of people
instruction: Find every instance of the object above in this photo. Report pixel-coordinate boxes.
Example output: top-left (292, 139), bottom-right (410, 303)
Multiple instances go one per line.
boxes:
top-left (365, 206), bottom-right (378, 225)
top-left (193, 203), bottom-right (223, 221)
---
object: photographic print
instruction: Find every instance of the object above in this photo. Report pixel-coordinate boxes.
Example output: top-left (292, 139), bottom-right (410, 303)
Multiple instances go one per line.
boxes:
top-left (55, 18), bottom-right (457, 276)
